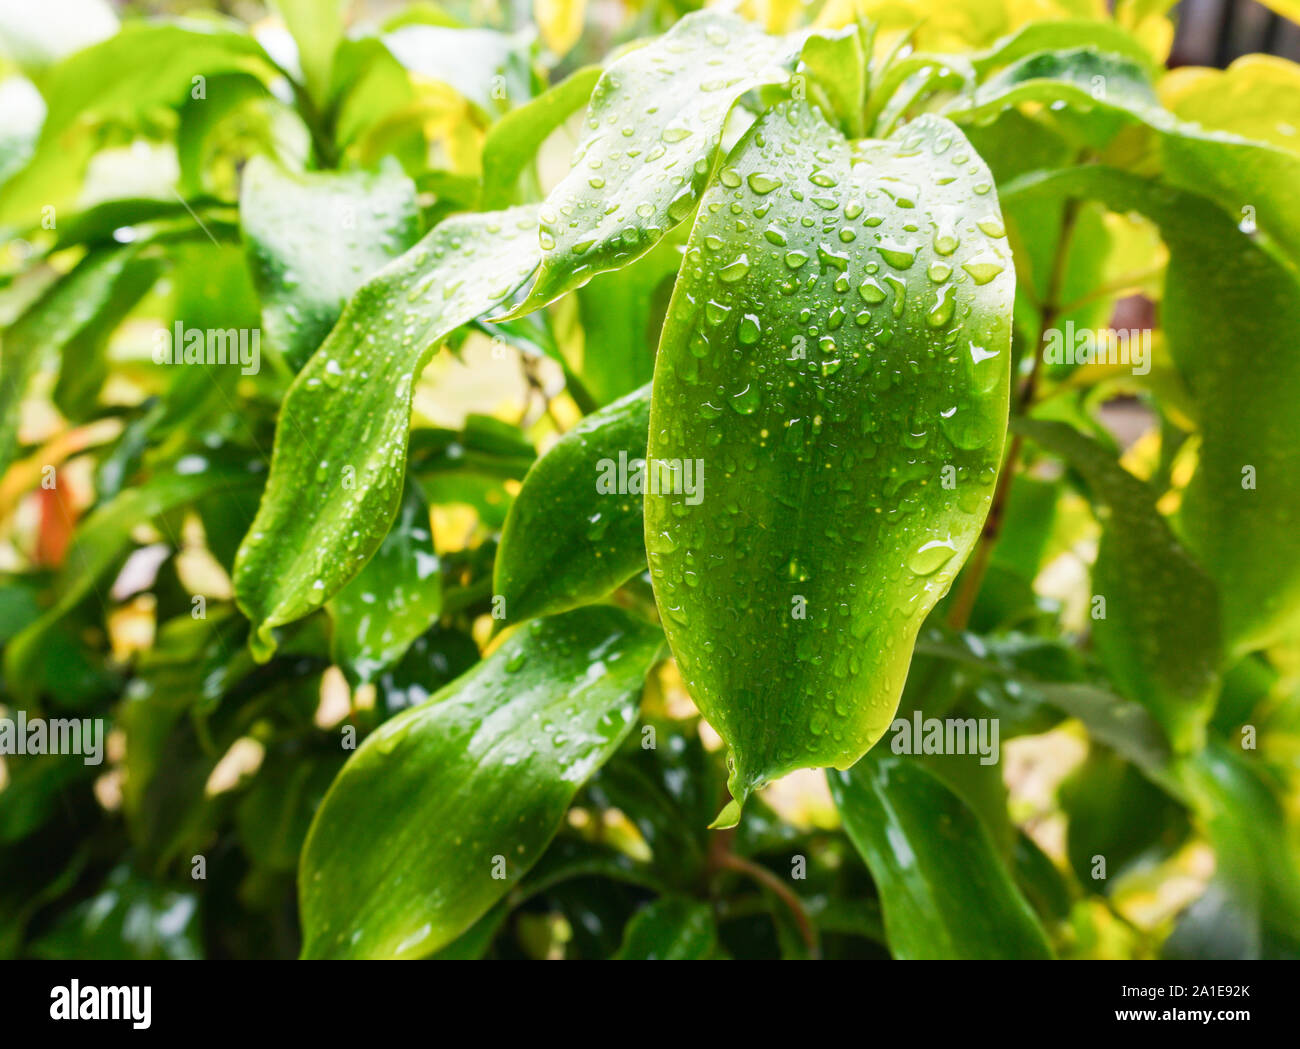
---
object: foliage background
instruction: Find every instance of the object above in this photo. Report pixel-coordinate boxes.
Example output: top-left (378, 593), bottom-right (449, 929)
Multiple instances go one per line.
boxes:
top-left (2, 0), bottom-right (1300, 960)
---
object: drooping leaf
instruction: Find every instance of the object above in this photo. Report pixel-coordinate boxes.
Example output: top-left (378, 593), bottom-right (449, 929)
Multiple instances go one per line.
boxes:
top-left (647, 101), bottom-right (1013, 823)
top-left (233, 205), bottom-right (540, 659)
top-left (830, 753), bottom-right (1053, 959)
top-left (327, 478), bottom-right (441, 684)
top-left (1003, 166), bottom-right (1300, 656)
top-left (1015, 417), bottom-right (1220, 751)
top-left (298, 605), bottom-right (663, 959)
top-left (240, 156), bottom-right (420, 372)
top-left (495, 384), bottom-right (650, 625)
top-left (503, 10), bottom-right (815, 315)
top-left (615, 896), bottom-right (717, 959)
top-left (479, 65), bottom-right (602, 210)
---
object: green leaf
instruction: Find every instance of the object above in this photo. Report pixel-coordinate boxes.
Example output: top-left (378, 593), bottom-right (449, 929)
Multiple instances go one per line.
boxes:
top-left (575, 235), bottom-right (681, 405)
top-left (615, 896), bottom-right (717, 959)
top-left (31, 866), bottom-right (202, 961)
top-left (953, 47), bottom-right (1300, 267)
top-left (1004, 167), bottom-right (1300, 656)
top-left (1015, 417), bottom-right (1220, 751)
top-left (646, 101), bottom-right (1013, 823)
top-left (0, 21), bottom-right (275, 228)
top-left (495, 383), bottom-right (650, 624)
top-left (4, 462), bottom-right (259, 701)
top-left (1173, 743), bottom-right (1300, 947)
top-left (240, 155), bottom-right (421, 372)
top-left (381, 24), bottom-right (534, 115)
top-left (502, 11), bottom-right (813, 315)
top-left (800, 28), bottom-right (866, 138)
top-left (327, 478), bottom-right (441, 684)
top-left (298, 605), bottom-right (663, 959)
top-left (1, 246), bottom-right (143, 476)
top-left (479, 65), bottom-right (602, 210)
top-left (829, 754), bottom-right (1054, 959)
top-left (233, 205), bottom-right (541, 659)
top-left (269, 0), bottom-right (345, 107)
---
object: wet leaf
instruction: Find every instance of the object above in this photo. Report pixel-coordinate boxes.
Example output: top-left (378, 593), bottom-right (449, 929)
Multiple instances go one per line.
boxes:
top-left (298, 605), bottom-right (663, 959)
top-left (829, 753), bottom-right (1053, 959)
top-left (233, 205), bottom-right (540, 659)
top-left (328, 478), bottom-right (441, 684)
top-left (647, 101), bottom-right (1013, 823)
top-left (495, 384), bottom-right (650, 624)
top-left (502, 10), bottom-right (813, 315)
top-left (240, 156), bottom-right (420, 372)
top-left (615, 896), bottom-right (717, 959)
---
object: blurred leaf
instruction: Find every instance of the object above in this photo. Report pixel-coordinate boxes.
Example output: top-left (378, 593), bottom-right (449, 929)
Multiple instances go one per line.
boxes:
top-left (381, 24), bottom-right (534, 116)
top-left (1005, 167), bottom-right (1300, 657)
top-left (31, 866), bottom-right (201, 961)
top-left (534, 0), bottom-right (587, 57)
top-left (240, 156), bottom-right (420, 372)
top-left (830, 753), bottom-right (1053, 959)
top-left (1016, 417), bottom-right (1220, 751)
top-left (270, 0), bottom-right (345, 107)
top-left (298, 605), bottom-right (663, 959)
top-left (615, 896), bottom-right (716, 959)
top-left (480, 65), bottom-right (601, 210)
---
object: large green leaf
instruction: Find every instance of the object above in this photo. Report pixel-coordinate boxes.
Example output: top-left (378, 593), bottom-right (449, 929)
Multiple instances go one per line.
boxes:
top-left (494, 383), bottom-right (650, 625)
top-left (646, 101), bottom-right (1013, 824)
top-left (829, 754), bottom-right (1054, 959)
top-left (233, 205), bottom-right (540, 659)
top-left (298, 605), bottom-right (663, 959)
top-left (240, 156), bottom-right (421, 372)
top-left (1015, 418), bottom-right (1220, 752)
top-left (502, 10), bottom-right (814, 315)
top-left (1003, 167), bottom-right (1300, 656)
top-left (327, 478), bottom-right (440, 684)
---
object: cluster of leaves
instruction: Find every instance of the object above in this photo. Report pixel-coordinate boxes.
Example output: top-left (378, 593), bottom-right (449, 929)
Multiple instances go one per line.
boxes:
top-left (2, 0), bottom-right (1300, 960)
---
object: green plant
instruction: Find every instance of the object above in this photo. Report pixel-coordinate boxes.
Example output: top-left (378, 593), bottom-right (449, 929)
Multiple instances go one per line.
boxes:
top-left (2, 0), bottom-right (1300, 961)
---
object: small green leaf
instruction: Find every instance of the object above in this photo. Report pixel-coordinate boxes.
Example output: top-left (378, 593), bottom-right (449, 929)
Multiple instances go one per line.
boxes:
top-left (298, 605), bottom-right (663, 959)
top-left (647, 101), bottom-right (1014, 821)
top-left (240, 155), bottom-right (421, 371)
top-left (800, 28), bottom-right (866, 137)
top-left (495, 383), bottom-right (650, 624)
top-left (829, 754), bottom-right (1054, 960)
top-left (233, 205), bottom-right (540, 659)
top-left (480, 65), bottom-right (602, 210)
top-left (615, 897), bottom-right (717, 960)
top-left (503, 11), bottom-right (813, 315)
top-left (1015, 417), bottom-right (1220, 751)
top-left (327, 478), bottom-right (441, 684)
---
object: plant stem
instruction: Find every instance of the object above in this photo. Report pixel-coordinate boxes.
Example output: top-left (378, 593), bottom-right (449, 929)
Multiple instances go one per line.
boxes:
top-left (714, 850), bottom-right (819, 957)
top-left (945, 196), bottom-right (1080, 630)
